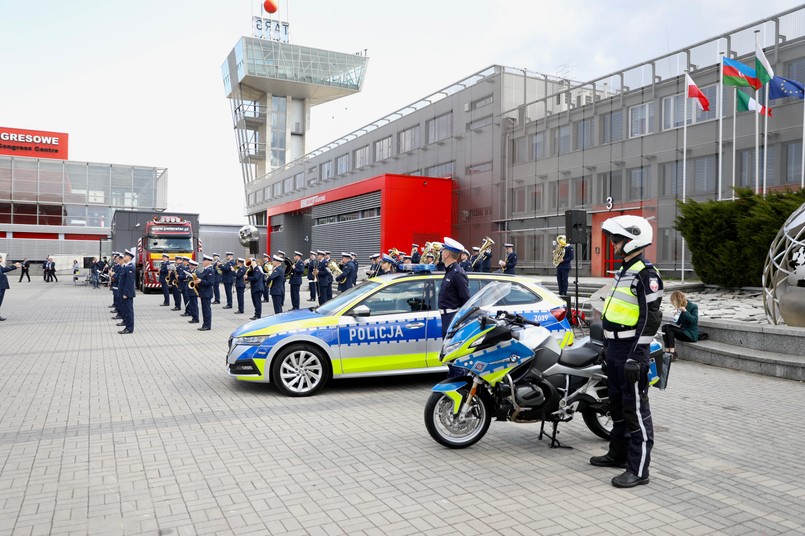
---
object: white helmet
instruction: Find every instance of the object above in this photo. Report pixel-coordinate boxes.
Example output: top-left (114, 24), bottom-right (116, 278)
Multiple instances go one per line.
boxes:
top-left (602, 215), bottom-right (652, 255)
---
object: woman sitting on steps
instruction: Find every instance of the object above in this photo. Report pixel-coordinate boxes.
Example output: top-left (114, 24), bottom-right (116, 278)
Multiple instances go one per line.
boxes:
top-left (662, 290), bottom-right (699, 361)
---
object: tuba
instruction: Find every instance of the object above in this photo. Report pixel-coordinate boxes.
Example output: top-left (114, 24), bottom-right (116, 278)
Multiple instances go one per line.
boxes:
top-left (283, 258), bottom-right (294, 281)
top-left (471, 237), bottom-right (495, 269)
top-left (328, 260), bottom-right (342, 278)
top-left (552, 243), bottom-right (566, 267)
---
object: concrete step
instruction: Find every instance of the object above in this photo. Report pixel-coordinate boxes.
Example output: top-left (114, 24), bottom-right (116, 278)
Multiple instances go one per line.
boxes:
top-left (677, 339), bottom-right (805, 382)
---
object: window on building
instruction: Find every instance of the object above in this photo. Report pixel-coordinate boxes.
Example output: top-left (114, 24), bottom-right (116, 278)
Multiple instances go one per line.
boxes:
top-left (320, 160), bottom-right (333, 181)
top-left (374, 136), bottom-right (392, 162)
top-left (658, 228), bottom-right (679, 262)
top-left (273, 182), bottom-right (281, 197)
top-left (471, 94), bottom-right (493, 110)
top-left (427, 112), bottom-right (452, 143)
top-left (601, 110), bottom-right (623, 144)
top-left (531, 132), bottom-right (546, 159)
top-left (336, 154), bottom-right (350, 175)
top-left (573, 176), bottom-right (591, 207)
top-left (533, 183), bottom-right (543, 212)
top-left (512, 186), bottom-right (527, 213)
top-left (597, 170), bottom-right (623, 204)
top-left (354, 145), bottom-right (370, 168)
top-left (282, 177), bottom-right (293, 193)
top-left (466, 162), bottom-right (492, 175)
top-left (554, 125), bottom-right (571, 155)
top-left (398, 125), bottom-right (420, 153)
top-left (785, 141), bottom-right (802, 184)
top-left (270, 96), bottom-right (287, 168)
top-left (662, 94), bottom-right (687, 130)
top-left (574, 118), bottom-right (594, 150)
top-left (693, 155), bottom-right (716, 194)
top-left (695, 85), bottom-right (717, 122)
top-left (467, 115), bottom-right (493, 131)
top-left (629, 102), bottom-right (655, 138)
top-left (513, 137), bottom-right (528, 164)
top-left (660, 161), bottom-right (683, 197)
top-left (294, 172), bottom-right (304, 190)
top-left (426, 162), bottom-right (455, 177)
top-left (557, 179), bottom-right (570, 208)
top-left (627, 167), bottom-right (649, 200)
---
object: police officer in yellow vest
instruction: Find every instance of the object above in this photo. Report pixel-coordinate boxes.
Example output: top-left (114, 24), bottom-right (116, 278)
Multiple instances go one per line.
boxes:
top-left (590, 215), bottom-right (663, 489)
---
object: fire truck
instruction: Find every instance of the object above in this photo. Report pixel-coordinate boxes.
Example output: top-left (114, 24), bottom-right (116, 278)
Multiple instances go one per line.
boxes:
top-left (137, 216), bottom-right (196, 292)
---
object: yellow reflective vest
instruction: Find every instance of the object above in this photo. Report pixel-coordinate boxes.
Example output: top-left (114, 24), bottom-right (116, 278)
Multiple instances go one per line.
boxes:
top-left (602, 260), bottom-right (647, 327)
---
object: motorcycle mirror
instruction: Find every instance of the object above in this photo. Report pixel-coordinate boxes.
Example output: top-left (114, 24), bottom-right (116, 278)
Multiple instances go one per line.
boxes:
top-left (351, 304), bottom-right (371, 317)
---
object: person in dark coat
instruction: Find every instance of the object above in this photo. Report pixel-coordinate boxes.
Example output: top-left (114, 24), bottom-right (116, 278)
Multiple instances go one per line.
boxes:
top-left (305, 251), bottom-right (317, 302)
top-left (234, 258), bottom-right (246, 314)
top-left (248, 259), bottom-right (265, 320)
top-left (211, 253), bottom-right (222, 304)
top-left (220, 252), bottom-right (236, 309)
top-left (289, 251), bottom-right (304, 310)
top-left (267, 255), bottom-right (286, 315)
top-left (0, 255), bottom-right (22, 321)
top-left (18, 258), bottom-right (30, 283)
top-left (336, 253), bottom-right (354, 292)
top-left (118, 250), bottom-right (136, 334)
top-left (159, 254), bottom-right (171, 305)
top-left (197, 255), bottom-right (215, 330)
top-left (554, 235), bottom-right (574, 296)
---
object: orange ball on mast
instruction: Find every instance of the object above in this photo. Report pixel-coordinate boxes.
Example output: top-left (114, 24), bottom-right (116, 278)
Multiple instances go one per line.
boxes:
top-left (263, 0), bottom-right (278, 14)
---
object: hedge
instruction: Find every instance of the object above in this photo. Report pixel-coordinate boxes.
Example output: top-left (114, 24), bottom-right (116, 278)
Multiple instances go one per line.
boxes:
top-left (675, 188), bottom-right (805, 287)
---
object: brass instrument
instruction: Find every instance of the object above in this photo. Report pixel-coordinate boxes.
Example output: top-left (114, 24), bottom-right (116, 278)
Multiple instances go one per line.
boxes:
top-left (283, 258), bottom-right (294, 281)
top-left (166, 263), bottom-right (178, 289)
top-left (552, 243), bottom-right (566, 267)
top-left (390, 247), bottom-right (400, 259)
top-left (471, 237), bottom-right (495, 269)
top-left (214, 259), bottom-right (223, 275)
top-left (187, 273), bottom-right (200, 296)
top-left (327, 260), bottom-right (342, 278)
top-left (423, 241), bottom-right (443, 262)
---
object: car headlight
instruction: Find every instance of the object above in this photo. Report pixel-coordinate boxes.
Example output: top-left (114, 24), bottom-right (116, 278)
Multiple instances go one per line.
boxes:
top-left (234, 335), bottom-right (268, 346)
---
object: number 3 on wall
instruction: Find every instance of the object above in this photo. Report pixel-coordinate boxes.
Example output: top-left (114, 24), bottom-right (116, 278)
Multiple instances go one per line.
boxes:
top-left (606, 196), bottom-right (613, 211)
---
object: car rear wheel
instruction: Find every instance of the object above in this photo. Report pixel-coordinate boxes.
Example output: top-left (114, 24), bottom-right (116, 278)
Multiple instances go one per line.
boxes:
top-left (271, 344), bottom-right (331, 397)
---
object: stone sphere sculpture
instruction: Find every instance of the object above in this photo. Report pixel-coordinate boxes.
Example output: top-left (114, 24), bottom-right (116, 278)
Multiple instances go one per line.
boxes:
top-left (763, 201), bottom-right (805, 326)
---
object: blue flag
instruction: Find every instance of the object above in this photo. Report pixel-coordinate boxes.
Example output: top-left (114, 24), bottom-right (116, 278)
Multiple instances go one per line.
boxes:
top-left (768, 75), bottom-right (805, 100)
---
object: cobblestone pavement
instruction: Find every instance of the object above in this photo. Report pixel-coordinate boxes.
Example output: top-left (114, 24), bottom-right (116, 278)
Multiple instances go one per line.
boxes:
top-left (0, 280), bottom-right (803, 535)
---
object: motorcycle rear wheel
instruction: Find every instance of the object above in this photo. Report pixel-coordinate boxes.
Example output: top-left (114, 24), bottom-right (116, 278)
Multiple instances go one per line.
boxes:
top-left (581, 408), bottom-right (612, 440)
top-left (424, 392), bottom-right (492, 449)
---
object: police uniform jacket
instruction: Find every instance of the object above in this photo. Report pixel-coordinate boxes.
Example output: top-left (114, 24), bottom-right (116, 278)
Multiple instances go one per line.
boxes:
top-left (177, 264), bottom-right (189, 291)
top-left (290, 260), bottom-right (304, 285)
top-left (601, 254), bottom-right (663, 346)
top-left (120, 262), bottom-right (136, 298)
top-left (480, 251), bottom-right (492, 272)
top-left (336, 262), bottom-right (354, 291)
top-left (306, 259), bottom-right (316, 280)
top-left (557, 245), bottom-right (574, 271)
top-left (438, 262), bottom-right (470, 313)
top-left (213, 262), bottom-right (222, 284)
top-left (197, 265), bottom-right (215, 299)
top-left (234, 266), bottom-right (246, 289)
top-left (0, 265), bottom-right (17, 290)
top-left (159, 261), bottom-right (169, 284)
top-left (110, 263), bottom-right (119, 289)
top-left (221, 260), bottom-right (236, 284)
top-left (349, 260), bottom-right (358, 287)
top-left (503, 251), bottom-right (518, 275)
top-left (248, 266), bottom-right (265, 293)
top-left (318, 259), bottom-right (332, 285)
top-left (267, 265), bottom-right (285, 296)
top-left (459, 259), bottom-right (472, 272)
top-left (411, 251), bottom-right (421, 264)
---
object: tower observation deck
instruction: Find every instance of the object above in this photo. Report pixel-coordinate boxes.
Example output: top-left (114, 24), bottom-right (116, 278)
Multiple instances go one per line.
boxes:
top-left (222, 36), bottom-right (368, 186)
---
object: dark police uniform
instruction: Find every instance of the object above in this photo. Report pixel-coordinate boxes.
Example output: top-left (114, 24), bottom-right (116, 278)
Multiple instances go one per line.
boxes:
top-left (110, 257), bottom-right (121, 316)
top-left (438, 241), bottom-right (470, 338)
top-left (556, 244), bottom-right (574, 296)
top-left (197, 260), bottom-right (215, 330)
top-left (212, 255), bottom-right (222, 304)
top-left (119, 253), bottom-right (136, 334)
top-left (159, 255), bottom-right (171, 305)
top-left (177, 262), bottom-right (190, 316)
top-left (600, 254), bottom-right (663, 483)
top-left (336, 255), bottom-right (354, 292)
top-left (234, 261), bottom-right (246, 314)
top-left (317, 256), bottom-right (331, 305)
top-left (221, 254), bottom-right (236, 309)
top-left (459, 256), bottom-right (472, 272)
top-left (249, 264), bottom-right (265, 319)
top-left (262, 256), bottom-right (271, 303)
top-left (411, 246), bottom-right (421, 264)
top-left (0, 261), bottom-right (18, 319)
top-left (502, 245), bottom-right (518, 275)
top-left (171, 260), bottom-right (183, 310)
top-left (267, 261), bottom-right (285, 315)
top-left (349, 255), bottom-right (358, 287)
top-left (306, 253), bottom-right (317, 302)
top-left (186, 262), bottom-right (200, 323)
top-left (289, 256), bottom-right (304, 310)
top-left (480, 250), bottom-right (492, 273)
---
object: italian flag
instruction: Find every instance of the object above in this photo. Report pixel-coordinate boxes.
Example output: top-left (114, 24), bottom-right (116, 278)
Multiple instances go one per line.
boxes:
top-left (685, 72), bottom-right (710, 111)
top-left (736, 90), bottom-right (772, 116)
top-left (755, 43), bottom-right (774, 86)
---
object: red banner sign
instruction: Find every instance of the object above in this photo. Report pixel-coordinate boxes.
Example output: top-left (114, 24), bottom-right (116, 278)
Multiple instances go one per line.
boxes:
top-left (0, 126), bottom-right (69, 160)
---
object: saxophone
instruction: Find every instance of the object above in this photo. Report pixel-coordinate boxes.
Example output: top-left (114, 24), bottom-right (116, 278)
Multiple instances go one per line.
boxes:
top-left (552, 244), bottom-right (566, 267)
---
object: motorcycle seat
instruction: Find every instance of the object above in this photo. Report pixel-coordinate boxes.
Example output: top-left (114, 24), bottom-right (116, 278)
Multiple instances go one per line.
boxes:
top-left (558, 344), bottom-right (600, 368)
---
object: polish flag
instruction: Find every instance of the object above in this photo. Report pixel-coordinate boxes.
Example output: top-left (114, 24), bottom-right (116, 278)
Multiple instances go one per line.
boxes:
top-left (686, 72), bottom-right (710, 111)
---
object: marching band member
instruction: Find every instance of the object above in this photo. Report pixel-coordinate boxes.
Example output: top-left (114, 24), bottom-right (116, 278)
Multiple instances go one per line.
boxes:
top-left (109, 253), bottom-right (121, 318)
top-left (469, 246), bottom-right (481, 272)
top-left (367, 253), bottom-right (380, 278)
top-left (197, 255), bottom-right (215, 330)
top-left (234, 258), bottom-right (246, 314)
top-left (459, 249), bottom-right (472, 271)
top-left (289, 251), bottom-right (304, 310)
top-left (267, 255), bottom-right (286, 315)
top-left (221, 252), bottom-right (236, 309)
top-left (249, 258), bottom-right (265, 320)
top-left (349, 253), bottom-right (358, 287)
top-left (316, 250), bottom-right (330, 305)
top-left (118, 249), bottom-right (136, 334)
top-left (336, 252), bottom-right (354, 292)
top-left (401, 255), bottom-right (413, 268)
top-left (178, 257), bottom-right (191, 316)
top-left (411, 244), bottom-right (421, 264)
top-left (261, 253), bottom-right (271, 303)
top-left (423, 253), bottom-right (435, 267)
top-left (500, 243), bottom-right (518, 275)
top-left (306, 251), bottom-right (317, 302)
top-left (378, 254), bottom-right (397, 275)
top-left (171, 256), bottom-right (183, 310)
top-left (186, 260), bottom-right (200, 324)
top-left (211, 253), bottom-right (222, 304)
top-left (159, 253), bottom-right (171, 306)
top-left (480, 247), bottom-right (492, 273)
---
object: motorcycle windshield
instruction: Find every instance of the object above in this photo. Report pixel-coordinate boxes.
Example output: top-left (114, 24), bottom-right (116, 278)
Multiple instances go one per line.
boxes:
top-left (447, 282), bottom-right (511, 335)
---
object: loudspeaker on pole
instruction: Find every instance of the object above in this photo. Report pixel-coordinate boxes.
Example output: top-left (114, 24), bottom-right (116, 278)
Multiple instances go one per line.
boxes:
top-left (564, 210), bottom-right (587, 244)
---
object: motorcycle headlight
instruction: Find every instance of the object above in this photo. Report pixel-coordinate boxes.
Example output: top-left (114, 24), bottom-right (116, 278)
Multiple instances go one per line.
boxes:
top-left (442, 340), bottom-right (463, 356)
top-left (469, 335), bottom-right (486, 349)
top-left (234, 336), bottom-right (268, 346)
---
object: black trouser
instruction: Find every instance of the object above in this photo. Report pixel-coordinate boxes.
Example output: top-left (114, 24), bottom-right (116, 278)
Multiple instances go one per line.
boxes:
top-left (605, 340), bottom-right (653, 478)
top-left (172, 286), bottom-right (182, 308)
top-left (223, 281), bottom-right (233, 307)
top-left (290, 284), bottom-right (300, 309)
top-left (161, 281), bottom-right (170, 304)
top-left (213, 282), bottom-right (220, 303)
top-left (236, 287), bottom-right (245, 312)
top-left (272, 294), bottom-right (283, 314)
top-left (308, 280), bottom-right (317, 301)
top-left (19, 269), bottom-right (30, 282)
top-left (51, 270), bottom-right (58, 282)
top-left (201, 296), bottom-right (212, 329)
top-left (188, 294), bottom-right (199, 321)
top-left (121, 296), bottom-right (134, 332)
top-left (251, 291), bottom-right (262, 318)
top-left (557, 267), bottom-right (570, 296)
top-left (662, 324), bottom-right (695, 349)
top-left (318, 282), bottom-right (329, 305)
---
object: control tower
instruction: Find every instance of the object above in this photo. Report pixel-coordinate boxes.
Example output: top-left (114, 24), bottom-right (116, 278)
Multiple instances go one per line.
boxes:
top-left (222, 35), bottom-right (368, 186)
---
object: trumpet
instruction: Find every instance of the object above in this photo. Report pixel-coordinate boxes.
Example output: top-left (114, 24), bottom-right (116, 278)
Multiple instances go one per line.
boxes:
top-left (471, 236), bottom-right (495, 270)
top-left (214, 259), bottom-right (223, 275)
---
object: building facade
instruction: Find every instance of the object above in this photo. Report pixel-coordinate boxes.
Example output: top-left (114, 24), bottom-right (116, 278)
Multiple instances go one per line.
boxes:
top-left (237, 6), bottom-right (805, 278)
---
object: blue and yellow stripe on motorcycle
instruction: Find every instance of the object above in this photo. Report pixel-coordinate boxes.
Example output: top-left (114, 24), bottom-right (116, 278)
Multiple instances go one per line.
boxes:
top-left (432, 380), bottom-right (471, 414)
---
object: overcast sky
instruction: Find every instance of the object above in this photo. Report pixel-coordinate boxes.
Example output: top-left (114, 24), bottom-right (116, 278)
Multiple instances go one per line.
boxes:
top-left (1, 0), bottom-right (801, 224)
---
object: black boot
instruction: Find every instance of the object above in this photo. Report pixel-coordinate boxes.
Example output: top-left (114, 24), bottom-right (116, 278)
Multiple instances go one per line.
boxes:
top-left (612, 471), bottom-right (649, 488)
top-left (590, 452), bottom-right (627, 469)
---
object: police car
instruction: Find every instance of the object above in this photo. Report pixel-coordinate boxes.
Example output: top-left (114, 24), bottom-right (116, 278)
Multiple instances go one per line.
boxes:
top-left (227, 272), bottom-right (573, 396)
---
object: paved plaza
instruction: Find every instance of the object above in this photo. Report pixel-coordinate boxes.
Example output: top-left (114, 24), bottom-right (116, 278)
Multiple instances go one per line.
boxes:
top-left (0, 278), bottom-right (804, 535)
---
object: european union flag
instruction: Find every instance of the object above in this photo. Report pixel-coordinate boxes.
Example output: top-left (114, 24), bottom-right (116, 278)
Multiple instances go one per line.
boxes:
top-left (768, 75), bottom-right (805, 100)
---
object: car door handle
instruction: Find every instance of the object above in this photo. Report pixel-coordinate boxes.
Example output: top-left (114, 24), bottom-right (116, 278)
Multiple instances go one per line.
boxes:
top-left (405, 322), bottom-right (425, 329)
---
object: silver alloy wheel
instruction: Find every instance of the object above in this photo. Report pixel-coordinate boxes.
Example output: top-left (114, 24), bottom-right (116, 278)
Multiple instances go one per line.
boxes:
top-left (277, 349), bottom-right (324, 394)
top-left (431, 394), bottom-right (487, 444)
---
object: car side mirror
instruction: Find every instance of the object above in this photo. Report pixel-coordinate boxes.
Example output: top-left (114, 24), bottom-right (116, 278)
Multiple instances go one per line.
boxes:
top-left (352, 304), bottom-right (371, 317)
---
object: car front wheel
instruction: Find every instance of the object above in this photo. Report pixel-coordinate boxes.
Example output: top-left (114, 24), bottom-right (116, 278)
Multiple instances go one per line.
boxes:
top-left (271, 344), bottom-right (331, 397)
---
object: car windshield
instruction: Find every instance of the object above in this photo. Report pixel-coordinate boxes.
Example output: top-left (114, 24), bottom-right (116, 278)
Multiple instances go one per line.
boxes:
top-left (148, 237), bottom-right (193, 252)
top-left (447, 282), bottom-right (512, 334)
top-left (315, 280), bottom-right (381, 315)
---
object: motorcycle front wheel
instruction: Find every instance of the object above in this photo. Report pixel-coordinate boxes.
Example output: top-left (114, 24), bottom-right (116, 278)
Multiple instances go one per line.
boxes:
top-left (424, 392), bottom-right (492, 449)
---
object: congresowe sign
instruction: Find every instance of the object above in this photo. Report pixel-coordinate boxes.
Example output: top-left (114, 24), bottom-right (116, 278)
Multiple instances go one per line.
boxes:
top-left (0, 126), bottom-right (69, 160)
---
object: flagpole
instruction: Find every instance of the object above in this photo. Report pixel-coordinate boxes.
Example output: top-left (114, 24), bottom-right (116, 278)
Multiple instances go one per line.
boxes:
top-left (763, 83), bottom-right (769, 196)
top-left (682, 71), bottom-right (688, 284)
top-left (754, 31), bottom-right (760, 195)
top-left (718, 52), bottom-right (724, 201)
top-left (732, 88), bottom-right (737, 198)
